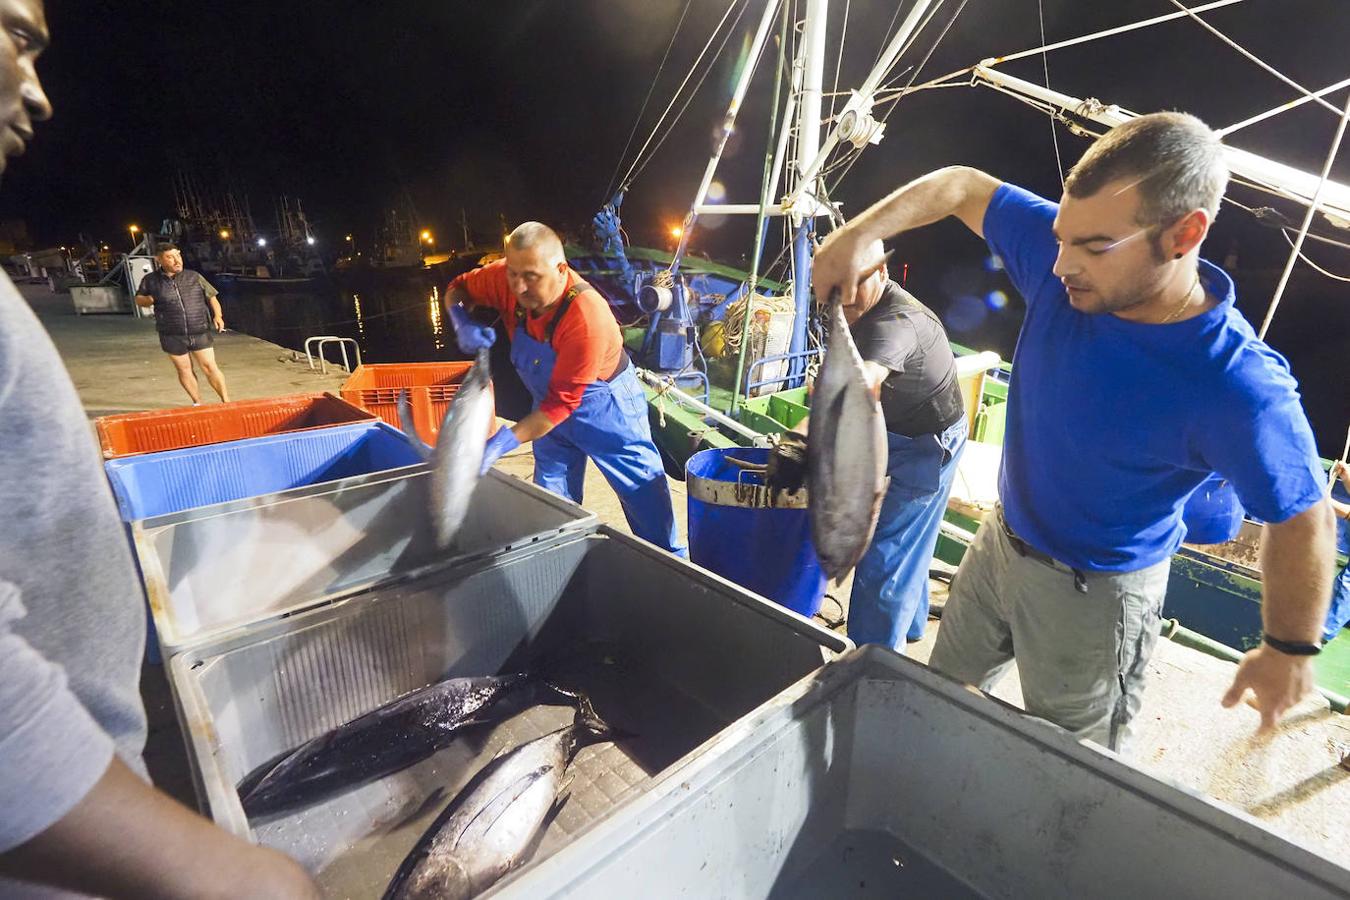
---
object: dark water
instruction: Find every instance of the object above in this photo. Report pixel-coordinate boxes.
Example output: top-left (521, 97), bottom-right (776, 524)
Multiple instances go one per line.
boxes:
top-left (770, 829), bottom-right (984, 899)
top-left (216, 269), bottom-right (536, 420)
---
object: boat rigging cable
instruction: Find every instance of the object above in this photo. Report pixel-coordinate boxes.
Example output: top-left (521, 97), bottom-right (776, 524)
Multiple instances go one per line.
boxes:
top-left (1216, 75), bottom-right (1350, 138)
top-left (1163, 0), bottom-right (1346, 119)
top-left (860, 0), bottom-right (1350, 326)
top-left (822, 0), bottom-right (972, 203)
top-left (626, 1), bottom-right (754, 192)
top-left (600, 0), bottom-right (694, 207)
top-left (1258, 88), bottom-right (1350, 338)
top-left (610, 0), bottom-right (751, 198)
top-left (808, 2), bottom-right (948, 195)
top-left (731, 0), bottom-right (791, 412)
top-left (826, 0), bottom-right (851, 129)
top-left (1037, 0), bottom-right (1065, 186)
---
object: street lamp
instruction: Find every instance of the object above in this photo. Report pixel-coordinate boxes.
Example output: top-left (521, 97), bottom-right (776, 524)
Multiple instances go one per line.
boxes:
top-left (421, 229), bottom-right (434, 246)
top-left (257, 237), bottom-right (267, 248)
top-left (128, 224), bottom-right (140, 248)
top-left (219, 229), bottom-right (231, 240)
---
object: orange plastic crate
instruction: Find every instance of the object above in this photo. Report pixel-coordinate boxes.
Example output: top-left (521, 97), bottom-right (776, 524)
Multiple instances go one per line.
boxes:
top-left (340, 362), bottom-right (494, 446)
top-left (96, 393), bottom-right (377, 459)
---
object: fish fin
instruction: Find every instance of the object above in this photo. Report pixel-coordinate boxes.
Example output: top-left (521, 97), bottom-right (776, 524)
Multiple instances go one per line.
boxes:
top-left (570, 698), bottom-right (634, 750)
top-left (451, 764), bottom-right (555, 852)
top-left (538, 680), bottom-right (588, 708)
top-left (397, 389), bottom-right (434, 459)
top-left (453, 716), bottom-right (496, 732)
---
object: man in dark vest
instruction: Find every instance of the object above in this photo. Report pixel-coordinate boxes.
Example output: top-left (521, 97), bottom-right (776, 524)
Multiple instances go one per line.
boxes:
top-left (769, 241), bottom-right (967, 653)
top-left (133, 244), bottom-right (230, 405)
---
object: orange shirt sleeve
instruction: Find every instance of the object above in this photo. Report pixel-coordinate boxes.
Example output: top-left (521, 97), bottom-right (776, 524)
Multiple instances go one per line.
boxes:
top-left (537, 290), bottom-right (623, 425)
top-left (448, 258), bottom-right (514, 319)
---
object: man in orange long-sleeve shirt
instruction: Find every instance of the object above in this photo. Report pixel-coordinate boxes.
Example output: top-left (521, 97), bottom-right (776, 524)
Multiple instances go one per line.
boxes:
top-left (446, 222), bottom-right (684, 555)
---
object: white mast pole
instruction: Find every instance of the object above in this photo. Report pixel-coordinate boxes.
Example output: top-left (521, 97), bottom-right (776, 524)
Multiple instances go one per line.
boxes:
top-left (781, 0), bottom-right (936, 214)
top-left (971, 65), bottom-right (1350, 225)
top-left (794, 0), bottom-right (829, 214)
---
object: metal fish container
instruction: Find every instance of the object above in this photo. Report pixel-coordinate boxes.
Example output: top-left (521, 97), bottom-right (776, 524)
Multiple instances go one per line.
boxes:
top-left (495, 646), bottom-right (1350, 900)
top-left (134, 466), bottom-right (595, 653)
top-left (167, 529), bottom-right (849, 897)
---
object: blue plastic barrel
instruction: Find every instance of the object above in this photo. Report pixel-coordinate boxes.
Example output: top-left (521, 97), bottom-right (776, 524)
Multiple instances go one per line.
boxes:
top-left (1181, 474), bottom-right (1244, 545)
top-left (686, 447), bottom-right (826, 618)
top-left (104, 421), bottom-right (422, 662)
top-left (105, 421), bottom-right (422, 521)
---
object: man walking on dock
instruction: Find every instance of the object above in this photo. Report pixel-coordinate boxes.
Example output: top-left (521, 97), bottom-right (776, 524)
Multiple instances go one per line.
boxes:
top-left (134, 244), bottom-right (231, 405)
top-left (812, 112), bottom-right (1336, 751)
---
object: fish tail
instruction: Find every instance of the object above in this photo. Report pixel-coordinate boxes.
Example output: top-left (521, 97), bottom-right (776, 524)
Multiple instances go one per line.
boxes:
top-left (570, 697), bottom-right (633, 753)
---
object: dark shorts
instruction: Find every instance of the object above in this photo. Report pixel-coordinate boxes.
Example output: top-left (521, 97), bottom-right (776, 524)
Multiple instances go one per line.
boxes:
top-left (159, 331), bottom-right (214, 356)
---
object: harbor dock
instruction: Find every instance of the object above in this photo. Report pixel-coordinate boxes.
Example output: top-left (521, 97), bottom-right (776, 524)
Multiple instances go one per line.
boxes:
top-left (26, 282), bottom-right (1348, 877)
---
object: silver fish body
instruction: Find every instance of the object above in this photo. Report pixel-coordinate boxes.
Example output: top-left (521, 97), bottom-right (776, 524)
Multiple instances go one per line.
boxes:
top-left (237, 673), bottom-right (530, 819)
top-left (384, 708), bottom-right (608, 900)
top-left (428, 347), bottom-right (496, 549)
top-left (807, 299), bottom-right (888, 581)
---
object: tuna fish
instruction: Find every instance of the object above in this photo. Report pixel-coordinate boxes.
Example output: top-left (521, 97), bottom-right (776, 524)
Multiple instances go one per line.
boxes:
top-left (238, 673), bottom-right (539, 819)
top-left (382, 704), bottom-right (613, 900)
top-left (807, 290), bottom-right (888, 582)
top-left (395, 347), bottom-right (496, 549)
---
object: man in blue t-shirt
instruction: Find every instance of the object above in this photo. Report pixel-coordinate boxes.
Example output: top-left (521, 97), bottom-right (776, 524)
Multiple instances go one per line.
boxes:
top-left (812, 112), bottom-right (1336, 751)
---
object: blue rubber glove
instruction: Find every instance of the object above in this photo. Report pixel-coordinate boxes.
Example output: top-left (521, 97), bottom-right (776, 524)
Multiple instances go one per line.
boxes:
top-left (480, 425), bottom-right (521, 475)
top-left (448, 304), bottom-right (497, 354)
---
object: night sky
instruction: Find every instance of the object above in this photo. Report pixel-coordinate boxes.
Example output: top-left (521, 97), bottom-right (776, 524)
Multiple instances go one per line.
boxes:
top-left (3, 0), bottom-right (1348, 449)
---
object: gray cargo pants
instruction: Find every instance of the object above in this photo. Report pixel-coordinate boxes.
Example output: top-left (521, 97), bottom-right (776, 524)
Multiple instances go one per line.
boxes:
top-left (928, 507), bottom-right (1169, 752)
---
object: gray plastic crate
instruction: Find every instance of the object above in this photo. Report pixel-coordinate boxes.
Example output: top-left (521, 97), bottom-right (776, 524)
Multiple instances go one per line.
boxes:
top-left (167, 528), bottom-right (849, 897)
top-left (495, 646), bottom-right (1350, 900)
top-left (133, 466), bottom-right (595, 652)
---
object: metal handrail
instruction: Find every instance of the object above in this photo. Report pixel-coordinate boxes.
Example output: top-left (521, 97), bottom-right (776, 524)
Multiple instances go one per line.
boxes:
top-left (304, 335), bottom-right (362, 374)
top-left (745, 348), bottom-right (821, 396)
top-left (669, 369), bottom-right (711, 407)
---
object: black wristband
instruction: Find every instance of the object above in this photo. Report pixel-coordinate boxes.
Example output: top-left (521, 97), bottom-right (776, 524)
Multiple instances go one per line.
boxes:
top-left (1262, 633), bottom-right (1322, 656)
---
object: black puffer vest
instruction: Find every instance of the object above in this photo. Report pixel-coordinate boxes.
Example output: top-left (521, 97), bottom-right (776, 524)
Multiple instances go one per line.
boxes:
top-left (140, 270), bottom-right (212, 335)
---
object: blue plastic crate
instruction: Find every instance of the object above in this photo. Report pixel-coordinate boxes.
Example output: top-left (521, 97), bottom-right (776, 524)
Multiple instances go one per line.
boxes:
top-left (105, 421), bottom-right (422, 522)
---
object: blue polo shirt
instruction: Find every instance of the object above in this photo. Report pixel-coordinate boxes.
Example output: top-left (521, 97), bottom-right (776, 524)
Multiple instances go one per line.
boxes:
top-left (985, 183), bottom-right (1325, 572)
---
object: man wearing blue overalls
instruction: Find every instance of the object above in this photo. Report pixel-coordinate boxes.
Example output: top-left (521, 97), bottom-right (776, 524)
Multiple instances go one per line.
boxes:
top-left (770, 244), bottom-right (966, 651)
top-left (445, 222), bottom-right (685, 556)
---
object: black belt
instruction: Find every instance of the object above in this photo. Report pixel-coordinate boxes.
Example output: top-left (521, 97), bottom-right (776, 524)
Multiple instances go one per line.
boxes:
top-left (605, 350), bottom-right (631, 382)
top-left (997, 507), bottom-right (1089, 594)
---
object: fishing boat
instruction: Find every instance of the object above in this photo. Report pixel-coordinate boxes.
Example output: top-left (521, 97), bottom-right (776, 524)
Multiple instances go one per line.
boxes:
top-left (570, 0), bottom-right (1350, 702)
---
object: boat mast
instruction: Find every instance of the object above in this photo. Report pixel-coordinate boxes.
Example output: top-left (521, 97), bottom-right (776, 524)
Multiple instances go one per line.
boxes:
top-left (787, 0), bottom-right (829, 378)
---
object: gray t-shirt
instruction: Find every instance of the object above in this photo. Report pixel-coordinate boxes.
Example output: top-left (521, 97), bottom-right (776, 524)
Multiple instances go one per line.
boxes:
top-left (849, 280), bottom-right (963, 438)
top-left (0, 273), bottom-right (148, 884)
